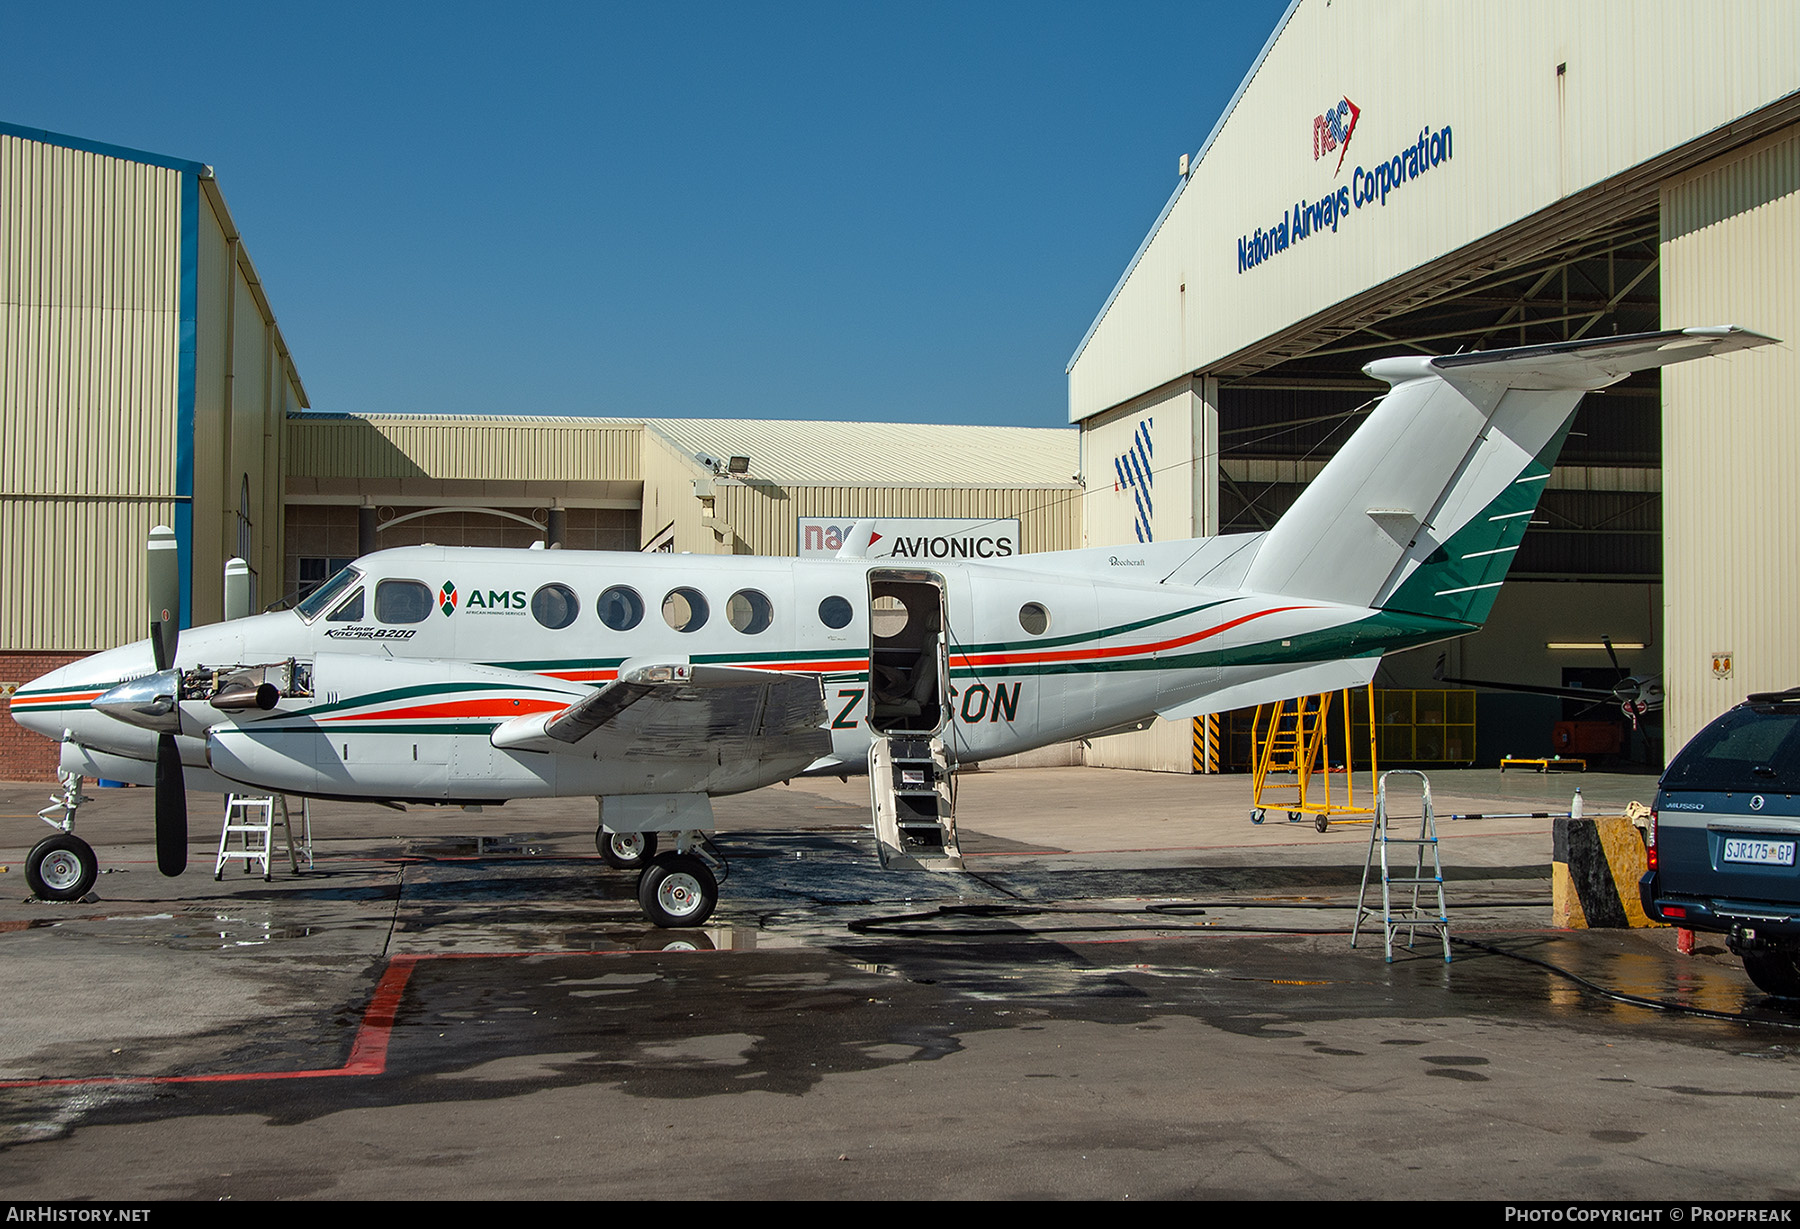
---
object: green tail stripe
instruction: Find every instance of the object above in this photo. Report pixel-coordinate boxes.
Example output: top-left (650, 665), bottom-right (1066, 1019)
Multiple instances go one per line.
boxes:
top-left (1381, 418), bottom-right (1573, 625)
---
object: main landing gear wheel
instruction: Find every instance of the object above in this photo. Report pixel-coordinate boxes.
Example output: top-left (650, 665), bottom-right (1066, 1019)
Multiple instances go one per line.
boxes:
top-left (597, 827), bottom-right (657, 870)
top-left (637, 852), bottom-right (718, 929)
top-left (26, 833), bottom-right (98, 902)
top-left (1742, 949), bottom-right (1800, 1000)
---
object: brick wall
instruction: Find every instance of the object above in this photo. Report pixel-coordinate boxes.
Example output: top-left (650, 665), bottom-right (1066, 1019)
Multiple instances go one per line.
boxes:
top-left (1, 652), bottom-right (88, 781)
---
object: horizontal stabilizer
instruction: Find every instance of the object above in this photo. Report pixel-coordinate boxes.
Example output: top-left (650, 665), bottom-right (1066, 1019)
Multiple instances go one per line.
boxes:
top-left (1239, 327), bottom-right (1777, 622)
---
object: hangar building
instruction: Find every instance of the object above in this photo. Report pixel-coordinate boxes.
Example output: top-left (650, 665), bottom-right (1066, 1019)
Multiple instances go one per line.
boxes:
top-left (1073, 0), bottom-right (1800, 768)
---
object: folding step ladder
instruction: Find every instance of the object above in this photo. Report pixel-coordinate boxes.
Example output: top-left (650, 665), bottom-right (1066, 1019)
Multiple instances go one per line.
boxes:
top-left (1350, 770), bottom-right (1450, 963)
top-left (868, 735), bottom-right (963, 871)
top-left (214, 794), bottom-right (314, 881)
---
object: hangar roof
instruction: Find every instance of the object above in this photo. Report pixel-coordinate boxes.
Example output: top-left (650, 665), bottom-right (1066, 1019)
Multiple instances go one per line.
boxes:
top-left (287, 412), bottom-right (1079, 489)
top-left (645, 418), bottom-right (1078, 487)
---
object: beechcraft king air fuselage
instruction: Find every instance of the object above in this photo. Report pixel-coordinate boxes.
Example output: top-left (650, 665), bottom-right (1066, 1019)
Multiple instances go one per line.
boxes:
top-left (10, 328), bottom-right (1776, 924)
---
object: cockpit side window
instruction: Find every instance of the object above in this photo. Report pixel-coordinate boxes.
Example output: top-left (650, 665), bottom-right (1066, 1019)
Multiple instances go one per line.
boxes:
top-left (325, 587), bottom-right (365, 622)
top-left (296, 566), bottom-right (363, 621)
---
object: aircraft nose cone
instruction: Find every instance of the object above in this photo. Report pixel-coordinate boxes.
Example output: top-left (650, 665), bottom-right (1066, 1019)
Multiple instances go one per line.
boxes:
top-left (93, 670), bottom-right (184, 732)
top-left (8, 660), bottom-right (103, 739)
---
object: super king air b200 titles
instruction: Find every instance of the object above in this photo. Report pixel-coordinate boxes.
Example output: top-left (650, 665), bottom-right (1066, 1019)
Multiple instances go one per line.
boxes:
top-left (11, 329), bottom-right (1774, 926)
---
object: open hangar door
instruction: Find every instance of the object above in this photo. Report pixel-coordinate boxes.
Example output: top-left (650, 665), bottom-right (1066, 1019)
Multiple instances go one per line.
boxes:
top-left (1210, 205), bottom-right (1666, 769)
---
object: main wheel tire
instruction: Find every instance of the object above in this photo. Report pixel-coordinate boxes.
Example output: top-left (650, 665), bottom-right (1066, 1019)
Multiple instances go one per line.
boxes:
top-left (26, 834), bottom-right (98, 902)
top-left (637, 853), bottom-right (718, 928)
top-left (1742, 949), bottom-right (1800, 999)
top-left (597, 827), bottom-right (657, 870)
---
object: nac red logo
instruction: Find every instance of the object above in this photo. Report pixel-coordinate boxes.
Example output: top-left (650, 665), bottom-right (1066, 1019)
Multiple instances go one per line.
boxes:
top-left (1313, 97), bottom-right (1360, 175)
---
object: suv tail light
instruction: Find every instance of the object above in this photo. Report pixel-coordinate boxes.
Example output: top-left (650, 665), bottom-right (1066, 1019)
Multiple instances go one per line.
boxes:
top-left (1646, 807), bottom-right (1659, 869)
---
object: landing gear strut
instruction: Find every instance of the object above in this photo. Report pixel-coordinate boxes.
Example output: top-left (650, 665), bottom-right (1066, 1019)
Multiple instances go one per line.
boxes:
top-left (27, 771), bottom-right (98, 902)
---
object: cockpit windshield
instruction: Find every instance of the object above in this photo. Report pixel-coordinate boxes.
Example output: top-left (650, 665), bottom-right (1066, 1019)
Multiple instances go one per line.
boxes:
top-left (296, 565), bottom-right (364, 622)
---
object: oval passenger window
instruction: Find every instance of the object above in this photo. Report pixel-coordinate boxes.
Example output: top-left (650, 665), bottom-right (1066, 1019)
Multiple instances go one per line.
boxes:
top-left (662, 587), bottom-right (709, 632)
top-left (531, 583), bottom-right (580, 630)
top-left (1019, 602), bottom-right (1050, 636)
top-left (727, 589), bottom-right (774, 635)
top-left (597, 585), bottom-right (645, 631)
top-left (818, 595), bottom-right (853, 629)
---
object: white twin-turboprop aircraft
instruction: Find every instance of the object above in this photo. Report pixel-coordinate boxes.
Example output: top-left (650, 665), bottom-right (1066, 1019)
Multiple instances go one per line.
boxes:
top-left (11, 329), bottom-right (1773, 925)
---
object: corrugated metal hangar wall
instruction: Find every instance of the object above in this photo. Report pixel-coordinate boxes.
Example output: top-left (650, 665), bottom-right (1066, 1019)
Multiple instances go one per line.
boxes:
top-left (1072, 0), bottom-right (1800, 769)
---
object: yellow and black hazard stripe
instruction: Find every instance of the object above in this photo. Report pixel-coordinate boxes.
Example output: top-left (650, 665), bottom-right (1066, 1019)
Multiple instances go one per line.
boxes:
top-left (1552, 815), bottom-right (1657, 928)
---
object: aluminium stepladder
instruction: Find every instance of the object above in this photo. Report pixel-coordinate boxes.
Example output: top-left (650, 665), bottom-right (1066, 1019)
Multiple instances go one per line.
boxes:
top-left (1350, 770), bottom-right (1450, 963)
top-left (214, 794), bottom-right (314, 881)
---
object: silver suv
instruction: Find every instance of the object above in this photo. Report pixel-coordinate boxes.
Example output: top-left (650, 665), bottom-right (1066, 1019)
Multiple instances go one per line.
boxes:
top-left (1641, 688), bottom-right (1800, 997)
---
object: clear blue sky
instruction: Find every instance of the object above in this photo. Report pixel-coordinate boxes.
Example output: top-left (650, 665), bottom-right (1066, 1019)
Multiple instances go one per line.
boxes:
top-left (4, 1), bottom-right (1288, 427)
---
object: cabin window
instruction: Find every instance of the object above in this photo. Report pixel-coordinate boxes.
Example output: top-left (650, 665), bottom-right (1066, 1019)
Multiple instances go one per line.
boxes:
top-left (727, 589), bottom-right (774, 635)
top-left (597, 585), bottom-right (644, 631)
top-left (375, 580), bottom-right (433, 624)
top-left (325, 587), bottom-right (365, 622)
top-left (1018, 602), bottom-right (1051, 635)
top-left (531, 583), bottom-right (580, 630)
top-left (662, 587), bottom-right (709, 632)
top-left (818, 595), bottom-right (853, 629)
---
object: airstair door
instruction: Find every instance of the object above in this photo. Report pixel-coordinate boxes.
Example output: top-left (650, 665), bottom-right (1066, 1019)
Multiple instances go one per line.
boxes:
top-left (867, 570), bottom-right (949, 736)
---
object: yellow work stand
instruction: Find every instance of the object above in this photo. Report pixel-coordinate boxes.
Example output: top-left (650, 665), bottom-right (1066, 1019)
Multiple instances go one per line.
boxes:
top-left (1500, 756), bottom-right (1587, 773)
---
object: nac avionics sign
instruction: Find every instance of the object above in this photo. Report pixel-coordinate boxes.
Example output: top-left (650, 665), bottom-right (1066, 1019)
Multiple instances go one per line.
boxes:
top-left (798, 518), bottom-right (1020, 560)
top-left (1236, 104), bottom-right (1454, 275)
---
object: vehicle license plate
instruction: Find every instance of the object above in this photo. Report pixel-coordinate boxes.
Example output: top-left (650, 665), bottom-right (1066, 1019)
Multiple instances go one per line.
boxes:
top-left (1724, 838), bottom-right (1796, 866)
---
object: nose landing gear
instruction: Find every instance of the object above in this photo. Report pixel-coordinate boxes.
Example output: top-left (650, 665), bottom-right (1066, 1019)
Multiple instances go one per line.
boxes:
top-left (27, 771), bottom-right (99, 902)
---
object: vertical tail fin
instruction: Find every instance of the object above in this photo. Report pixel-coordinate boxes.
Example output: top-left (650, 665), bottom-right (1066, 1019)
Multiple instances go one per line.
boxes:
top-left (1239, 328), bottom-right (1775, 623)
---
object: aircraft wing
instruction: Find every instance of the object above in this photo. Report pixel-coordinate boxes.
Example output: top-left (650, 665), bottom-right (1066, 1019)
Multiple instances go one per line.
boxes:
top-left (490, 661), bottom-right (831, 767)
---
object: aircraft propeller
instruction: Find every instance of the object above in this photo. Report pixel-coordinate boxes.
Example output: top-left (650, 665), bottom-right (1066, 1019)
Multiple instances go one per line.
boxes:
top-left (147, 525), bottom-right (188, 876)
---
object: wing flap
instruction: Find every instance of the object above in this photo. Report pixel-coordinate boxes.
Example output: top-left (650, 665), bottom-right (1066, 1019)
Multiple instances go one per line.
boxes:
top-left (491, 662), bottom-right (831, 768)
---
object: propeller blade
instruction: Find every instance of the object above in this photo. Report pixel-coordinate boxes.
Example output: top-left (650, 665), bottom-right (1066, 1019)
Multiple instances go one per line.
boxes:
top-left (154, 733), bottom-right (188, 876)
top-left (1602, 634), bottom-right (1624, 678)
top-left (148, 525), bottom-right (180, 671)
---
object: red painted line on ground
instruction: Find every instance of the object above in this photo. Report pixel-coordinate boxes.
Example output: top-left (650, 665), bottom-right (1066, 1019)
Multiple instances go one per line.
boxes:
top-left (0, 956), bottom-right (421, 1089)
top-left (0, 945), bottom-right (724, 1089)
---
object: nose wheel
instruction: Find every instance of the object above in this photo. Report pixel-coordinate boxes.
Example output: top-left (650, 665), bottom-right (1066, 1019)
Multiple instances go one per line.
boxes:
top-left (26, 833), bottom-right (98, 902)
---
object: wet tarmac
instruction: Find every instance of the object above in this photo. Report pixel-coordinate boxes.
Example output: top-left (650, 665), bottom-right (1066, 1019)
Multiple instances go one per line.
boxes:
top-left (2, 766), bottom-right (1799, 1199)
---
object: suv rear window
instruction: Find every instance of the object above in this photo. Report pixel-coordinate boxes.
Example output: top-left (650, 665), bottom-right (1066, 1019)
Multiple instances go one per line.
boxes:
top-left (1662, 705), bottom-right (1800, 793)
